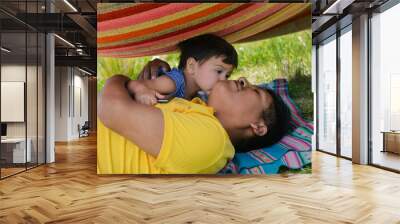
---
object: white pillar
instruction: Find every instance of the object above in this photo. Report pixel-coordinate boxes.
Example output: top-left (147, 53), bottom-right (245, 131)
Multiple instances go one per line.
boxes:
top-left (46, 33), bottom-right (55, 163)
top-left (312, 45), bottom-right (317, 151)
top-left (46, 1), bottom-right (55, 163)
top-left (352, 14), bottom-right (369, 164)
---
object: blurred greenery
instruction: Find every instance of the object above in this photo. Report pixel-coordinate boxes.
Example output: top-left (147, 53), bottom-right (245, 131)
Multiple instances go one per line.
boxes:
top-left (280, 164), bottom-right (312, 174)
top-left (98, 29), bottom-right (312, 120)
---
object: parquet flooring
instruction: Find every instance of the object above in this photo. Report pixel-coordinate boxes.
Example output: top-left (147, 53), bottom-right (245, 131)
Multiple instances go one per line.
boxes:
top-left (1, 134), bottom-right (400, 223)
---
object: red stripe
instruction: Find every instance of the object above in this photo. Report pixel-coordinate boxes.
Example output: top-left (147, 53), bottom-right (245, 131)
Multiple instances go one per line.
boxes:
top-left (100, 45), bottom-right (177, 58)
top-left (98, 4), bottom-right (251, 51)
top-left (98, 4), bottom-right (168, 22)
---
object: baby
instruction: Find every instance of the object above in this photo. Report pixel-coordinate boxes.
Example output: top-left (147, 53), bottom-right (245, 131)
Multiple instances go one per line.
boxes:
top-left (128, 34), bottom-right (238, 104)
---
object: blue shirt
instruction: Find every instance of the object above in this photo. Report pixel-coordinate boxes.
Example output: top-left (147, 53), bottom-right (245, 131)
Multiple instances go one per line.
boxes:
top-left (162, 67), bottom-right (208, 102)
top-left (164, 68), bottom-right (186, 98)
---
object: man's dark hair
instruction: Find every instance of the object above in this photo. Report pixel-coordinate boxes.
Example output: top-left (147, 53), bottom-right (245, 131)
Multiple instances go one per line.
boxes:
top-left (235, 88), bottom-right (291, 153)
top-left (177, 33), bottom-right (238, 70)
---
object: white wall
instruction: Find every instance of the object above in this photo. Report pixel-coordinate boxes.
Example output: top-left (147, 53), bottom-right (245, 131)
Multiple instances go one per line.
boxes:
top-left (55, 66), bottom-right (69, 141)
top-left (54, 67), bottom-right (89, 141)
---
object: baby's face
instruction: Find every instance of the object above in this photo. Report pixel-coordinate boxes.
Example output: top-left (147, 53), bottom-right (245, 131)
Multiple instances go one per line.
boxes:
top-left (193, 56), bottom-right (233, 92)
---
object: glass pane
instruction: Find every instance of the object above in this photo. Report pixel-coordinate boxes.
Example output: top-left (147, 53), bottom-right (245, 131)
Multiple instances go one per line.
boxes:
top-left (371, 3), bottom-right (400, 171)
top-left (0, 1), bottom-right (28, 32)
top-left (27, 31), bottom-right (38, 169)
top-left (38, 32), bottom-right (45, 165)
top-left (1, 30), bottom-right (27, 177)
top-left (317, 35), bottom-right (337, 154)
top-left (340, 28), bottom-right (352, 158)
top-left (0, 1), bottom-right (46, 178)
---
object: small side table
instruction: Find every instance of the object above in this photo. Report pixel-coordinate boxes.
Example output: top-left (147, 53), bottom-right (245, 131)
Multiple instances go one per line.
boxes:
top-left (381, 131), bottom-right (400, 155)
top-left (0, 138), bottom-right (32, 164)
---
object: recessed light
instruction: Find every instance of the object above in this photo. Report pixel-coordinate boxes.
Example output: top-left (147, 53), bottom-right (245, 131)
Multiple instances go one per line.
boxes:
top-left (1, 47), bottom-right (11, 53)
top-left (78, 67), bottom-right (92, 76)
top-left (54, 34), bottom-right (75, 48)
top-left (63, 0), bottom-right (78, 12)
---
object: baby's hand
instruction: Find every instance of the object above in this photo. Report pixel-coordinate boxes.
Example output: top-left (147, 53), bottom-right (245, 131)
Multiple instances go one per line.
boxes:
top-left (135, 87), bottom-right (167, 105)
top-left (126, 80), bottom-right (168, 105)
top-left (135, 87), bottom-right (158, 105)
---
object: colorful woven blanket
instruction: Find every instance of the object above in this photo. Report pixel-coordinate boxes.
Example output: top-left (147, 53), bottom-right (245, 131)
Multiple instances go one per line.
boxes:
top-left (97, 3), bottom-right (311, 58)
top-left (219, 79), bottom-right (313, 174)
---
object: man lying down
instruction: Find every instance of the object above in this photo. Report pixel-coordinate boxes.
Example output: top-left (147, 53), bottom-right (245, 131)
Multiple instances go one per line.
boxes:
top-left (97, 75), bottom-right (289, 174)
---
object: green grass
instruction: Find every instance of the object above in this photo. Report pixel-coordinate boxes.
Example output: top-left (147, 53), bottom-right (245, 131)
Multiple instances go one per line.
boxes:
top-left (231, 30), bottom-right (311, 84)
top-left (279, 164), bottom-right (312, 174)
top-left (97, 30), bottom-right (312, 120)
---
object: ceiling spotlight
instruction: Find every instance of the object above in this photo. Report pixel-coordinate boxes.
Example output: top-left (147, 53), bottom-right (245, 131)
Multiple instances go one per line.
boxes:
top-left (63, 0), bottom-right (78, 12)
top-left (54, 34), bottom-right (75, 48)
top-left (1, 47), bottom-right (11, 53)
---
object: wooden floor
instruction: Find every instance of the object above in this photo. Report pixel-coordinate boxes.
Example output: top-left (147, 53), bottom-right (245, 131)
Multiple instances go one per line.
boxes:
top-left (1, 163), bottom-right (45, 178)
top-left (1, 135), bottom-right (400, 223)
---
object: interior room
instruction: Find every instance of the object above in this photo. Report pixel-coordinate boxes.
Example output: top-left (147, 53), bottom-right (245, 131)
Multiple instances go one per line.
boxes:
top-left (0, 0), bottom-right (97, 179)
top-left (0, 0), bottom-right (399, 223)
top-left (313, 0), bottom-right (400, 172)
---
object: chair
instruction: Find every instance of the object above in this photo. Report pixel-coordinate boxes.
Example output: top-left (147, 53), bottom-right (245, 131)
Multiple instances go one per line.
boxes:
top-left (79, 121), bottom-right (90, 138)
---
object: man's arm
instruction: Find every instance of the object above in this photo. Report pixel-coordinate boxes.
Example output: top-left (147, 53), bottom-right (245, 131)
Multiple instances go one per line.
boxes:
top-left (98, 75), bottom-right (163, 157)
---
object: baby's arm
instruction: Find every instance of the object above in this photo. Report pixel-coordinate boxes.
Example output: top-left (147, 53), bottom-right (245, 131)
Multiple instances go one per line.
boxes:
top-left (126, 76), bottom-right (176, 105)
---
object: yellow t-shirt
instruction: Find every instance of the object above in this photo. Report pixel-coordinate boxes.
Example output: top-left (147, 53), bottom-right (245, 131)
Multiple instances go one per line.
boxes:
top-left (97, 97), bottom-right (234, 174)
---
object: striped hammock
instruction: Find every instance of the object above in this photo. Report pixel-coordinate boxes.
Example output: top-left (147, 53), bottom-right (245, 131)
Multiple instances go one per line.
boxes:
top-left (97, 3), bottom-right (311, 58)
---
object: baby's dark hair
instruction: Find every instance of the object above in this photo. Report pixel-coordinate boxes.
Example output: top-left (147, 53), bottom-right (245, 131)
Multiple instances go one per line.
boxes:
top-left (235, 88), bottom-right (291, 153)
top-left (177, 33), bottom-right (238, 70)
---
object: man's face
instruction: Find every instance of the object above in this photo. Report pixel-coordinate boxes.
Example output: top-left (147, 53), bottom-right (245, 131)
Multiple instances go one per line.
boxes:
top-left (192, 56), bottom-right (233, 92)
top-left (208, 78), bottom-right (273, 128)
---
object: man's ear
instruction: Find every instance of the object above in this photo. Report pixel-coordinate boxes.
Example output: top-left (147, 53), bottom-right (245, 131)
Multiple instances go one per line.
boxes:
top-left (186, 57), bottom-right (197, 75)
top-left (250, 122), bottom-right (267, 136)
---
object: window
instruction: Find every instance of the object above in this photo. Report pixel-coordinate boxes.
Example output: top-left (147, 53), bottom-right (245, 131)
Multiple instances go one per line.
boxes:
top-left (339, 26), bottom-right (352, 158)
top-left (370, 2), bottom-right (400, 171)
top-left (317, 35), bottom-right (337, 154)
